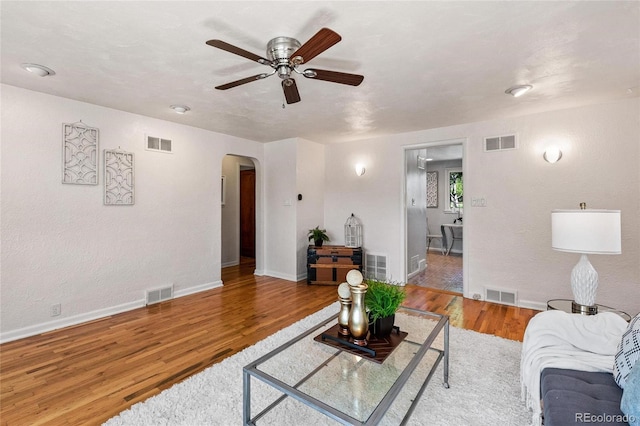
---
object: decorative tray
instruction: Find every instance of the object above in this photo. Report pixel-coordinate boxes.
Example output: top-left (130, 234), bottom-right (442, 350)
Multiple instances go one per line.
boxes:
top-left (313, 323), bottom-right (408, 364)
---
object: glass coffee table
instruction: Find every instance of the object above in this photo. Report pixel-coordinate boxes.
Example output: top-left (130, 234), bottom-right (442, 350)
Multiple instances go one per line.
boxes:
top-left (243, 306), bottom-right (449, 425)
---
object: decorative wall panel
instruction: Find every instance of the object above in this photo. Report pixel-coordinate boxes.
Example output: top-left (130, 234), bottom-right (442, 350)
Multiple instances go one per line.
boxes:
top-left (62, 122), bottom-right (99, 184)
top-left (104, 149), bottom-right (134, 205)
top-left (426, 171), bottom-right (438, 208)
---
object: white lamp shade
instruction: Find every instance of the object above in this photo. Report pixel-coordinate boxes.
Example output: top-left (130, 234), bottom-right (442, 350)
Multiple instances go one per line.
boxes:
top-left (551, 210), bottom-right (621, 254)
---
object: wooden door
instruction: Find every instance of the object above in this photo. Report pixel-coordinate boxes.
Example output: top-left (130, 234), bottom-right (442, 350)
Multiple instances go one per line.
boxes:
top-left (240, 169), bottom-right (256, 258)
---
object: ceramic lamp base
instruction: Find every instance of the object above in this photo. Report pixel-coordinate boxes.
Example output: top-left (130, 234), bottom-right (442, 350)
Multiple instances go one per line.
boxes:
top-left (570, 254), bottom-right (599, 307)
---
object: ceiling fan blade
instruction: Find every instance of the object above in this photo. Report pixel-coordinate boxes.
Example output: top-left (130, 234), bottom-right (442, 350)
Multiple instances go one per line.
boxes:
top-left (282, 79), bottom-right (301, 104)
top-left (215, 73), bottom-right (269, 90)
top-left (304, 69), bottom-right (364, 86)
top-left (206, 40), bottom-right (270, 65)
top-left (290, 28), bottom-right (341, 65)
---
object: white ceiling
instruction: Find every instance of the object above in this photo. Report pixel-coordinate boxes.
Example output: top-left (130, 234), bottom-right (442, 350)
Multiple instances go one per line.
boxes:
top-left (1, 1), bottom-right (638, 144)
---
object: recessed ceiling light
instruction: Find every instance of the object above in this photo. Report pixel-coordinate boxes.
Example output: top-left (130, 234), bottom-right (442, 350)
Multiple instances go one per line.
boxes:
top-left (20, 63), bottom-right (55, 77)
top-left (505, 85), bottom-right (533, 97)
top-left (170, 105), bottom-right (190, 114)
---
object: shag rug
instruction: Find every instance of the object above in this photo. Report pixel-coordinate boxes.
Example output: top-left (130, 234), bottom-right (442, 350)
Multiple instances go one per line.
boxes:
top-left (104, 303), bottom-right (531, 425)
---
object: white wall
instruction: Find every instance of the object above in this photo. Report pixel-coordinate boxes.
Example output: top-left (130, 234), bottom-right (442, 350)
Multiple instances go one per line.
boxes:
top-left (295, 139), bottom-right (325, 279)
top-left (405, 148), bottom-right (427, 276)
top-left (0, 85), bottom-right (265, 341)
top-left (263, 139), bottom-right (297, 280)
top-left (263, 138), bottom-right (325, 281)
top-left (325, 138), bottom-right (404, 280)
top-left (2, 85), bottom-right (638, 342)
top-left (325, 98), bottom-right (640, 315)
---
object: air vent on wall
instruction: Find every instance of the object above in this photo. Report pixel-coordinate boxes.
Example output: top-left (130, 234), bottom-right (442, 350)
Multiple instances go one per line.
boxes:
top-left (410, 255), bottom-right (419, 274)
top-left (146, 285), bottom-right (174, 305)
top-left (365, 254), bottom-right (387, 281)
top-left (485, 287), bottom-right (517, 306)
top-left (146, 135), bottom-right (172, 153)
top-left (484, 134), bottom-right (516, 152)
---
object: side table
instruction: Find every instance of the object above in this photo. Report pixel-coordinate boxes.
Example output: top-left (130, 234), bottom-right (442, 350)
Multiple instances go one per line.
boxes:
top-left (547, 299), bottom-right (631, 322)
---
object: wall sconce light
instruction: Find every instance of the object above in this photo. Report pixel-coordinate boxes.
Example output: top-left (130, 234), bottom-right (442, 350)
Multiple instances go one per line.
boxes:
top-left (355, 164), bottom-right (366, 176)
top-left (543, 146), bottom-right (563, 163)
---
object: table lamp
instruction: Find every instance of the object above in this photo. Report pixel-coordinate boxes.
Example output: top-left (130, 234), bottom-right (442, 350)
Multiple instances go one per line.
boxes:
top-left (551, 204), bottom-right (621, 314)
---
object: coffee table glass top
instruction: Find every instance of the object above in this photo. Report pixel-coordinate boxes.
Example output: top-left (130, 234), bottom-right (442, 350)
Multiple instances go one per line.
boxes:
top-left (243, 306), bottom-right (449, 425)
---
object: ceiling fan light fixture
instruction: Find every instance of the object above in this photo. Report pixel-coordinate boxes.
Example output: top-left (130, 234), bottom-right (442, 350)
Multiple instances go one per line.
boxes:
top-left (277, 65), bottom-right (292, 80)
top-left (21, 63), bottom-right (55, 77)
top-left (505, 84), bottom-right (533, 97)
top-left (170, 105), bottom-right (190, 114)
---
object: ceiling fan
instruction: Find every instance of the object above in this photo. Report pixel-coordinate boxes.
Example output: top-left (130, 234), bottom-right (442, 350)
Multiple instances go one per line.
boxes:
top-left (206, 28), bottom-right (364, 104)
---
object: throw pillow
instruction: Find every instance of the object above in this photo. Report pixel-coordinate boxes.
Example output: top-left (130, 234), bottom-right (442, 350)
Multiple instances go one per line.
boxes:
top-left (614, 313), bottom-right (640, 389)
top-left (621, 360), bottom-right (640, 426)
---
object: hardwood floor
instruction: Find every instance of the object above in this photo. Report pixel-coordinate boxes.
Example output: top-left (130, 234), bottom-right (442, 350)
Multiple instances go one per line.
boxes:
top-left (410, 251), bottom-right (463, 293)
top-left (0, 260), bottom-right (539, 425)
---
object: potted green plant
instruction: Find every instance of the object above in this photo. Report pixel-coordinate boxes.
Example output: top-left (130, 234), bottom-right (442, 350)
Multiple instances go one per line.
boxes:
top-left (308, 226), bottom-right (330, 247)
top-left (364, 279), bottom-right (406, 338)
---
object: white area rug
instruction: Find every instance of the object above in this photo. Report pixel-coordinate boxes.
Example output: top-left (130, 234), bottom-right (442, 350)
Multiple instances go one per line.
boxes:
top-left (104, 303), bottom-right (531, 425)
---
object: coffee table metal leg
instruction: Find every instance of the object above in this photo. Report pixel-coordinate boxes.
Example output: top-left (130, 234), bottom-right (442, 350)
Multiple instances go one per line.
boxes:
top-left (243, 370), bottom-right (252, 425)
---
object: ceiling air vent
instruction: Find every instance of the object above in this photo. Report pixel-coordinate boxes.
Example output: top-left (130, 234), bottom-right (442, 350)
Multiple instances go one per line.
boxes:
top-left (146, 135), bottom-right (172, 153)
top-left (484, 134), bottom-right (516, 152)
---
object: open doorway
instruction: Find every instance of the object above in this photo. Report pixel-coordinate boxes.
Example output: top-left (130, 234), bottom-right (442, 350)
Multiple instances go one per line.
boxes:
top-left (221, 155), bottom-right (256, 273)
top-left (405, 141), bottom-right (464, 294)
top-left (239, 168), bottom-right (255, 258)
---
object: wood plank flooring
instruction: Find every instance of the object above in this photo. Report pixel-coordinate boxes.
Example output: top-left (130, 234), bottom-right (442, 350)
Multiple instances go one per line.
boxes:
top-left (411, 251), bottom-right (463, 293)
top-left (0, 260), bottom-right (539, 425)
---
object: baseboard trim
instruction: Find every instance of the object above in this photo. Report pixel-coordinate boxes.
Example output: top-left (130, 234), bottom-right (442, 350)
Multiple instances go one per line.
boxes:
top-left (221, 260), bottom-right (239, 268)
top-left (263, 270), bottom-right (297, 282)
top-left (174, 281), bottom-right (223, 298)
top-left (0, 300), bottom-right (144, 344)
top-left (519, 299), bottom-right (546, 311)
top-left (407, 269), bottom-right (420, 279)
top-left (1, 280), bottom-right (224, 344)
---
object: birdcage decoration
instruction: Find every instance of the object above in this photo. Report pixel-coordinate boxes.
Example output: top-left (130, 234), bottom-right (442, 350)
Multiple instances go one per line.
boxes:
top-left (344, 213), bottom-right (363, 248)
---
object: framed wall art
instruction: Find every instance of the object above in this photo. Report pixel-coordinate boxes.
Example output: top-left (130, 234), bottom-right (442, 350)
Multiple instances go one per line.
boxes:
top-left (426, 171), bottom-right (438, 208)
top-left (62, 121), bottom-right (99, 185)
top-left (104, 149), bottom-right (134, 205)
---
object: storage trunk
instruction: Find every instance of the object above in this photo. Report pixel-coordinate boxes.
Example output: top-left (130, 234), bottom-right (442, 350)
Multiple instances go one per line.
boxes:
top-left (307, 245), bottom-right (363, 285)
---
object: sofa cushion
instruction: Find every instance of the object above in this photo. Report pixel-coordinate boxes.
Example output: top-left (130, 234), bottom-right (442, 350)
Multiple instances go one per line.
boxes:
top-left (541, 368), bottom-right (625, 426)
top-left (614, 314), bottom-right (640, 388)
